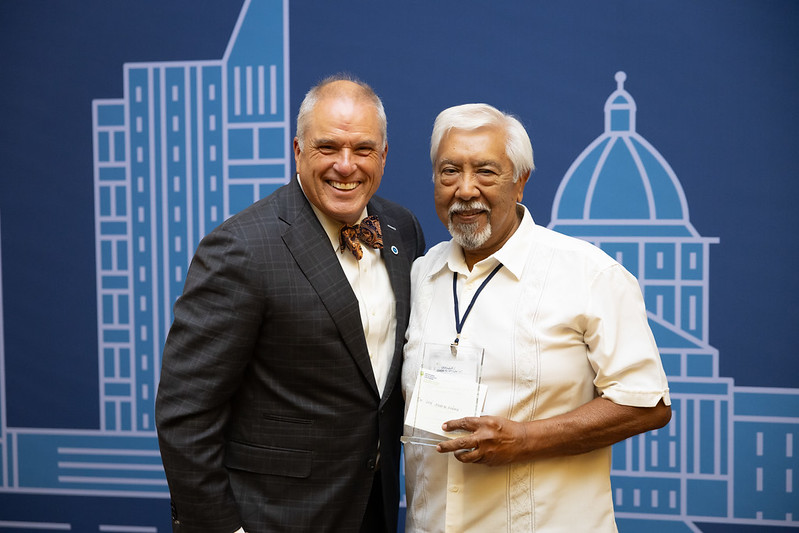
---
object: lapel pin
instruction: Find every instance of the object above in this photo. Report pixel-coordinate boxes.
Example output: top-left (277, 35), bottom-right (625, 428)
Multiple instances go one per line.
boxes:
top-left (391, 245), bottom-right (399, 255)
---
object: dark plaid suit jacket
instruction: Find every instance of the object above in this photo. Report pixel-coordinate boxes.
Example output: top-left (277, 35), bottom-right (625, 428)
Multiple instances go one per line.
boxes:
top-left (155, 177), bottom-right (425, 533)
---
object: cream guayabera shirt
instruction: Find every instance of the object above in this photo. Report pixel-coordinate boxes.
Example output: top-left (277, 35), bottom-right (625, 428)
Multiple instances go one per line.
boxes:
top-left (402, 206), bottom-right (670, 532)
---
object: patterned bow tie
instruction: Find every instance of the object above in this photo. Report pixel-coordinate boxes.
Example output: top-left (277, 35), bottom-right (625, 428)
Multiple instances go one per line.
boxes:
top-left (340, 215), bottom-right (383, 260)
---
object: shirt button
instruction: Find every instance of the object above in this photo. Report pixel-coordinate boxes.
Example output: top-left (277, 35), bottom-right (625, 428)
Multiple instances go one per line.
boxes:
top-left (448, 486), bottom-right (460, 493)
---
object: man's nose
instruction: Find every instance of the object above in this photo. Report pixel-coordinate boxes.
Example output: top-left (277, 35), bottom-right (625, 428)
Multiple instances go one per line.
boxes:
top-left (333, 149), bottom-right (356, 176)
top-left (454, 174), bottom-right (479, 200)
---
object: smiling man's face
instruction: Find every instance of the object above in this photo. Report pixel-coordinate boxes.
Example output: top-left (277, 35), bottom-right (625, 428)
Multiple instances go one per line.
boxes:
top-left (294, 82), bottom-right (387, 225)
top-left (433, 125), bottom-right (527, 268)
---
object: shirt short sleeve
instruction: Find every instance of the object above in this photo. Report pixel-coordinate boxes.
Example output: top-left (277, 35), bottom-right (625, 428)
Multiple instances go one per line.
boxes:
top-left (584, 263), bottom-right (671, 407)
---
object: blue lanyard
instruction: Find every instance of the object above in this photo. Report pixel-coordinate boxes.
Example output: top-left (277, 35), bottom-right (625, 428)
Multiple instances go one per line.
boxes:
top-left (452, 264), bottom-right (503, 347)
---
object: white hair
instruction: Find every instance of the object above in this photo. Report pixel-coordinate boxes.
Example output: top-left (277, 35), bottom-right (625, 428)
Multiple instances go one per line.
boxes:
top-left (295, 74), bottom-right (387, 151)
top-left (430, 103), bottom-right (534, 181)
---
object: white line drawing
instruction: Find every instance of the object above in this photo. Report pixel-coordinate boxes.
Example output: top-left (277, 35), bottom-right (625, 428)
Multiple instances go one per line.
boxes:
top-left (0, 7), bottom-right (796, 531)
top-left (0, 0), bottom-right (290, 508)
top-left (549, 71), bottom-right (798, 529)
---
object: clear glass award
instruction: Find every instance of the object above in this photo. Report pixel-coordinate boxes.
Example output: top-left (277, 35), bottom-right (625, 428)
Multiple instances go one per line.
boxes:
top-left (401, 342), bottom-right (487, 447)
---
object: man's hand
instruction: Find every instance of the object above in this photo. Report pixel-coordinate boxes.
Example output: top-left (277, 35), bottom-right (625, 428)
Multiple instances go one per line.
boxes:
top-left (436, 398), bottom-right (672, 466)
top-left (436, 415), bottom-right (527, 466)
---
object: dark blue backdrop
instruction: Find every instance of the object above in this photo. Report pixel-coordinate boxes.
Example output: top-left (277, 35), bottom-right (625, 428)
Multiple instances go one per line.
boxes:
top-left (2, 0), bottom-right (796, 430)
top-left (1, 1), bottom-right (797, 531)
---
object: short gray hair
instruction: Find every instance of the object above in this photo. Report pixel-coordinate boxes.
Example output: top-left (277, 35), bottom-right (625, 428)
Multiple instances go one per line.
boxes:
top-left (430, 103), bottom-right (534, 181)
top-left (295, 74), bottom-right (387, 151)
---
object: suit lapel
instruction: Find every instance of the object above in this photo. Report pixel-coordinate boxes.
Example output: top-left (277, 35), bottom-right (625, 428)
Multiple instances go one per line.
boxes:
top-left (278, 180), bottom-right (379, 396)
top-left (369, 206), bottom-right (412, 405)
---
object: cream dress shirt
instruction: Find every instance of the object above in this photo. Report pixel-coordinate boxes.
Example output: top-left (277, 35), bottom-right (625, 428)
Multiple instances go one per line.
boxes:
top-left (296, 176), bottom-right (396, 395)
top-left (402, 205), bottom-right (670, 532)
top-left (310, 204), bottom-right (396, 396)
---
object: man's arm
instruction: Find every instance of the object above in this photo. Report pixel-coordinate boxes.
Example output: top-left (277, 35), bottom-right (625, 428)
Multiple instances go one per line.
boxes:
top-left (436, 397), bottom-right (671, 466)
top-left (156, 228), bottom-right (263, 532)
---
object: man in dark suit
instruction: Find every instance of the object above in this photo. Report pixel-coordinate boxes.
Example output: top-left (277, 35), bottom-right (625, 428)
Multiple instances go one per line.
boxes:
top-left (155, 75), bottom-right (425, 533)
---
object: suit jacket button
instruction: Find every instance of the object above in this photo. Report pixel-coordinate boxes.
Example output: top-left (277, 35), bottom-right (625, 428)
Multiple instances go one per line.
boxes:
top-left (367, 458), bottom-right (376, 471)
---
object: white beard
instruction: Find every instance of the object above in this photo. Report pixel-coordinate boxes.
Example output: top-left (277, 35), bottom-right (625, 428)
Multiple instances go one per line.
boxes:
top-left (448, 201), bottom-right (492, 250)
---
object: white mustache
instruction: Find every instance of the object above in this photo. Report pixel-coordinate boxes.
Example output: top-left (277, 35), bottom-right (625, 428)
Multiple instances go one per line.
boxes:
top-left (449, 201), bottom-right (490, 218)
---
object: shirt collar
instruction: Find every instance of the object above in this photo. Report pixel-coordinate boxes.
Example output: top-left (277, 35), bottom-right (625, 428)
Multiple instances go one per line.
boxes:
top-left (433, 204), bottom-right (536, 281)
top-left (491, 204), bottom-right (535, 280)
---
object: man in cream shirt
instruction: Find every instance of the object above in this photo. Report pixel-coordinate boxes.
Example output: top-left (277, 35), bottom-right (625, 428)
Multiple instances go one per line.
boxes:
top-left (402, 103), bottom-right (671, 532)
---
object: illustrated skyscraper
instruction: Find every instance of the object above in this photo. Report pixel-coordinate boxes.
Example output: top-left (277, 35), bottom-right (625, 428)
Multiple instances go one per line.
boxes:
top-left (92, 0), bottom-right (290, 433)
top-left (0, 0), bottom-right (290, 502)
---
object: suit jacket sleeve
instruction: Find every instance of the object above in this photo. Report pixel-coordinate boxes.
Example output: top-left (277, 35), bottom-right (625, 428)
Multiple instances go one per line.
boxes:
top-left (156, 226), bottom-right (262, 532)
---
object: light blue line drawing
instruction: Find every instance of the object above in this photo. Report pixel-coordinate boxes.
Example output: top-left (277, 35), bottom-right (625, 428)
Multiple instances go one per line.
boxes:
top-left (0, 0), bottom-right (289, 503)
top-left (0, 215), bottom-right (6, 491)
top-left (0, 4), bottom-right (796, 531)
top-left (0, 521), bottom-right (71, 531)
top-left (549, 71), bottom-right (798, 531)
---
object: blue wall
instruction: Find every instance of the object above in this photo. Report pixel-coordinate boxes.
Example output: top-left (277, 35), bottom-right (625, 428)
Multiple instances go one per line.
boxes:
top-left (0, 1), bottom-right (797, 531)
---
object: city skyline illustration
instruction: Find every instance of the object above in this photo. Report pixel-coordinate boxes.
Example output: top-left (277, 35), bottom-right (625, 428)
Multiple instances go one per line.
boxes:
top-left (0, 1), bottom-right (797, 530)
top-left (0, 0), bottom-right (290, 530)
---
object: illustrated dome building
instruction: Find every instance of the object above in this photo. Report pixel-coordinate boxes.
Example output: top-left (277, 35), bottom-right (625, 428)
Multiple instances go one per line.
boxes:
top-left (547, 72), bottom-right (798, 528)
top-left (549, 72), bottom-right (799, 533)
top-left (550, 71), bottom-right (716, 358)
top-left (551, 72), bottom-right (693, 234)
top-left (549, 72), bottom-right (728, 524)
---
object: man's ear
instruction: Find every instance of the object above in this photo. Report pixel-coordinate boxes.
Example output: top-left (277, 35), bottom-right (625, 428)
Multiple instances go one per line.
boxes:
top-left (293, 137), bottom-right (301, 162)
top-left (515, 170), bottom-right (531, 203)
